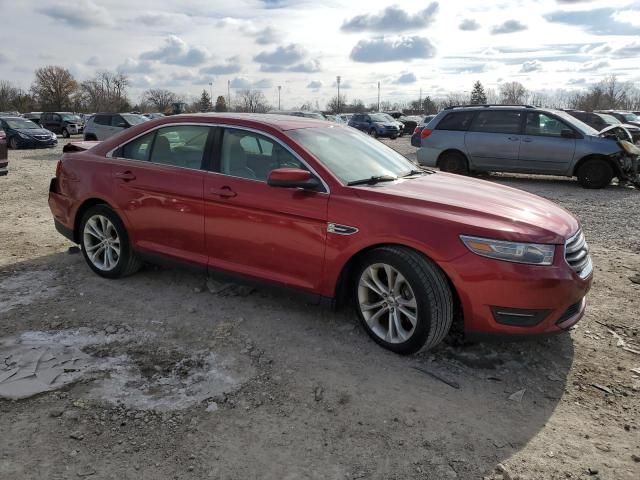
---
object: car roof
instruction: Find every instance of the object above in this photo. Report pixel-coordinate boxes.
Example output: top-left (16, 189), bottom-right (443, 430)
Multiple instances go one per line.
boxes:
top-left (0, 116), bottom-right (26, 121)
top-left (175, 112), bottom-right (330, 131)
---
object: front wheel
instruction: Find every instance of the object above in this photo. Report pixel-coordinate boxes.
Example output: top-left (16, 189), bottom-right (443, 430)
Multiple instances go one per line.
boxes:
top-left (369, 128), bottom-right (379, 138)
top-left (62, 128), bottom-right (70, 138)
top-left (576, 159), bottom-right (613, 189)
top-left (353, 246), bottom-right (454, 354)
top-left (80, 204), bottom-right (141, 279)
top-left (9, 137), bottom-right (19, 149)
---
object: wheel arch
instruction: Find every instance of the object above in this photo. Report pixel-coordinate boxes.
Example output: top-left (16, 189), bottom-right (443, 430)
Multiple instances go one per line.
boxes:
top-left (436, 148), bottom-right (469, 168)
top-left (72, 197), bottom-right (112, 243)
top-left (332, 242), bottom-right (464, 331)
top-left (572, 154), bottom-right (621, 178)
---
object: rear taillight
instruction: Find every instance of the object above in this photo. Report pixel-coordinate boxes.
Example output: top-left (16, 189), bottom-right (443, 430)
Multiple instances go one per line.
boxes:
top-left (413, 126), bottom-right (422, 134)
top-left (420, 128), bottom-right (433, 139)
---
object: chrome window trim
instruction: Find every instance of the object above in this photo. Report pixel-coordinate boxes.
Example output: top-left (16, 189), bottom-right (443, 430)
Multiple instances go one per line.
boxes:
top-left (105, 122), bottom-right (330, 194)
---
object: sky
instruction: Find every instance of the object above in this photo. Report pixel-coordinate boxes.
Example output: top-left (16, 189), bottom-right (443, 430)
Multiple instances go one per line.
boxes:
top-left (0, 0), bottom-right (639, 108)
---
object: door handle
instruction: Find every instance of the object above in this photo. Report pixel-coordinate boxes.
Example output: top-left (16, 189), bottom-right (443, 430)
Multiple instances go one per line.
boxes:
top-left (209, 186), bottom-right (237, 198)
top-left (507, 137), bottom-right (520, 141)
top-left (114, 171), bottom-right (136, 181)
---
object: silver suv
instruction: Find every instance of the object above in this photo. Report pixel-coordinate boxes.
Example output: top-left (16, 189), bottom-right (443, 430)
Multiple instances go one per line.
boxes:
top-left (84, 113), bottom-right (148, 141)
top-left (417, 105), bottom-right (627, 189)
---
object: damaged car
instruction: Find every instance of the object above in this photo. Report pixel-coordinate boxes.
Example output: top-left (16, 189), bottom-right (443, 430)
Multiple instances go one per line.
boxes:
top-left (417, 105), bottom-right (640, 189)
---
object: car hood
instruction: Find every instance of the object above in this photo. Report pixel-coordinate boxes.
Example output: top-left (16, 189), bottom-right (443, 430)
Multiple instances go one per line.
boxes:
top-left (15, 128), bottom-right (53, 136)
top-left (353, 172), bottom-right (579, 244)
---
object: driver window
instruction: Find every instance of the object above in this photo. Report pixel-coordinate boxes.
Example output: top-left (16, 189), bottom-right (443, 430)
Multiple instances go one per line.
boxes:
top-left (220, 128), bottom-right (306, 182)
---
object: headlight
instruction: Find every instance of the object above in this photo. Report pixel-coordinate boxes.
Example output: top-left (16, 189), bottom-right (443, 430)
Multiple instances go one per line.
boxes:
top-left (460, 235), bottom-right (555, 265)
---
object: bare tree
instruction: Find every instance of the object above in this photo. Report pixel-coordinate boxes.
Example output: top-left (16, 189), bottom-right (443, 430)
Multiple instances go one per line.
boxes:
top-left (499, 81), bottom-right (527, 105)
top-left (234, 89), bottom-right (270, 113)
top-left (215, 95), bottom-right (227, 112)
top-left (142, 89), bottom-right (177, 113)
top-left (350, 98), bottom-right (365, 113)
top-left (0, 80), bottom-right (20, 111)
top-left (31, 66), bottom-right (78, 110)
top-left (80, 71), bottom-right (130, 112)
top-left (326, 94), bottom-right (347, 114)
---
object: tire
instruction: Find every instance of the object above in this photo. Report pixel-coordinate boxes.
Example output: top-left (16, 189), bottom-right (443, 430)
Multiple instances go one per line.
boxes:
top-left (62, 128), bottom-right (70, 138)
top-left (9, 137), bottom-right (19, 149)
top-left (353, 246), bottom-right (454, 354)
top-left (79, 204), bottom-right (141, 279)
top-left (369, 128), bottom-right (379, 138)
top-left (84, 133), bottom-right (97, 141)
top-left (439, 151), bottom-right (469, 175)
top-left (576, 159), bottom-right (614, 189)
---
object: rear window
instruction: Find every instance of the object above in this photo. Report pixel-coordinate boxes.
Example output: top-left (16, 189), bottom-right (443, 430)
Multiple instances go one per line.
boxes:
top-left (469, 111), bottom-right (522, 134)
top-left (436, 112), bottom-right (474, 131)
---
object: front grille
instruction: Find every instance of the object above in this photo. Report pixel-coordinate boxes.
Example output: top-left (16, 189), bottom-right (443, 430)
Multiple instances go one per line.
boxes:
top-left (565, 229), bottom-right (592, 279)
top-left (34, 135), bottom-right (51, 140)
top-left (556, 299), bottom-right (583, 325)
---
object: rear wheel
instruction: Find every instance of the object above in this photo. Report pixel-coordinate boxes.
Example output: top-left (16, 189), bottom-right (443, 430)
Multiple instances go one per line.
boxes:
top-left (84, 133), bottom-right (97, 141)
top-left (80, 204), bottom-right (141, 279)
top-left (62, 128), bottom-right (70, 138)
top-left (353, 246), bottom-right (453, 354)
top-left (439, 151), bottom-right (469, 175)
top-left (577, 159), bottom-right (613, 189)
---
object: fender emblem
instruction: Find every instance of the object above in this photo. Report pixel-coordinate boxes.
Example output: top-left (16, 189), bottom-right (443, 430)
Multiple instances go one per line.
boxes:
top-left (327, 223), bottom-right (359, 235)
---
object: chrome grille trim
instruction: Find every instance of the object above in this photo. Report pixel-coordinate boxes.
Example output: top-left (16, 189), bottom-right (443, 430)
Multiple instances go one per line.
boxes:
top-left (565, 229), bottom-right (592, 279)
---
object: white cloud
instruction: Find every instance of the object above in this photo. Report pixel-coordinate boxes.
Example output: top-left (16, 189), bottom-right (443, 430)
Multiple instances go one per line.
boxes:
top-left (140, 36), bottom-right (210, 66)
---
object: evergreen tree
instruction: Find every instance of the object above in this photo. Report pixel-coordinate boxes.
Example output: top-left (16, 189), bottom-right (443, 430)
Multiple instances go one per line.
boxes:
top-left (470, 81), bottom-right (487, 105)
top-left (199, 89), bottom-right (212, 111)
top-left (215, 95), bottom-right (227, 112)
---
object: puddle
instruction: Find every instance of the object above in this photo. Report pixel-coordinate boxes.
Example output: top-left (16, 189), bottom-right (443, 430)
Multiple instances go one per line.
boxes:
top-left (0, 270), bottom-right (62, 314)
top-left (0, 329), bottom-right (253, 410)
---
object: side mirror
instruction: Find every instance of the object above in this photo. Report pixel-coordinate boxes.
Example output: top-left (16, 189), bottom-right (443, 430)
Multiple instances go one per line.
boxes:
top-left (267, 168), bottom-right (320, 190)
top-left (561, 129), bottom-right (576, 139)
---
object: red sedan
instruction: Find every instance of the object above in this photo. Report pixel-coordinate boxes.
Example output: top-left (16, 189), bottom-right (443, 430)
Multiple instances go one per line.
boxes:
top-left (48, 114), bottom-right (592, 354)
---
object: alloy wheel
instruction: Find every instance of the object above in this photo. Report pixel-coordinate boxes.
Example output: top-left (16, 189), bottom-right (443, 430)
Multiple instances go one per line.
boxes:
top-left (83, 214), bottom-right (121, 271)
top-left (357, 263), bottom-right (418, 343)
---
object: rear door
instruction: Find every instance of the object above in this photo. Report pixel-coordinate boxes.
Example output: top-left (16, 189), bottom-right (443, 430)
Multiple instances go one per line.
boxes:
top-left (109, 124), bottom-right (212, 265)
top-left (203, 127), bottom-right (328, 292)
top-left (518, 112), bottom-right (576, 174)
top-left (464, 110), bottom-right (523, 171)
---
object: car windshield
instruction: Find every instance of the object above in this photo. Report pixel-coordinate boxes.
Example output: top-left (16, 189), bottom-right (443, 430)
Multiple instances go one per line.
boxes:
top-left (5, 118), bottom-right (40, 129)
top-left (122, 114), bottom-right (147, 125)
top-left (62, 115), bottom-right (81, 122)
top-left (288, 126), bottom-right (417, 184)
top-left (622, 113), bottom-right (639, 122)
top-left (598, 114), bottom-right (621, 125)
top-left (369, 113), bottom-right (389, 122)
top-left (552, 110), bottom-right (598, 136)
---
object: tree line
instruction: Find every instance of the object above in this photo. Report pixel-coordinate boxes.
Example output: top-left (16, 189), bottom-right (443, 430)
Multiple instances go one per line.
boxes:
top-left (2, 64), bottom-right (639, 116)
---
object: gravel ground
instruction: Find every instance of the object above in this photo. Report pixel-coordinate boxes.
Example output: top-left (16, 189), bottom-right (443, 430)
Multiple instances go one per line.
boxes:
top-left (0, 136), bottom-right (639, 480)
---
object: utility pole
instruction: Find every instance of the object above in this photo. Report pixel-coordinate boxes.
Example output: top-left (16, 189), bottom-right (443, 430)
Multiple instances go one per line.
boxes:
top-left (278, 85), bottom-right (282, 110)
top-left (377, 81), bottom-right (380, 111)
top-left (336, 75), bottom-right (341, 113)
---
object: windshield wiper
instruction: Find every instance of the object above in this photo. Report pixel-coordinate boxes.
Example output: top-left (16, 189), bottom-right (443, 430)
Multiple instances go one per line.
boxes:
top-left (347, 175), bottom-right (398, 186)
top-left (402, 167), bottom-right (436, 177)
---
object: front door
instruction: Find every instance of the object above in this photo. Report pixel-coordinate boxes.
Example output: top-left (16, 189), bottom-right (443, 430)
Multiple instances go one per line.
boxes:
top-left (109, 124), bottom-right (212, 265)
top-left (518, 112), bottom-right (576, 175)
top-left (464, 110), bottom-right (523, 171)
top-left (204, 127), bottom-right (328, 292)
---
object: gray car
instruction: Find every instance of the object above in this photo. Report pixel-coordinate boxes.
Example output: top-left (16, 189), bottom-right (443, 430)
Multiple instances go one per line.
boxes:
top-left (417, 105), bottom-right (625, 189)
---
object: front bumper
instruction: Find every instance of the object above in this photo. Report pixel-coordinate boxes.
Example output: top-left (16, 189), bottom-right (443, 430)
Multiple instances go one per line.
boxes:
top-left (15, 135), bottom-right (58, 148)
top-left (443, 248), bottom-right (593, 337)
top-left (378, 128), bottom-right (401, 138)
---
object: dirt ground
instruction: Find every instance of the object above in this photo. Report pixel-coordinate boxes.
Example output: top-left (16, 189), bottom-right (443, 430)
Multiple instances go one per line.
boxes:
top-left (0, 136), bottom-right (639, 480)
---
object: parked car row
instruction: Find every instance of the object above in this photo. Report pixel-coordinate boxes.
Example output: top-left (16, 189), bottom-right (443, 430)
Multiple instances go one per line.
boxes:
top-left (0, 129), bottom-right (7, 175)
top-left (415, 104), bottom-right (640, 189)
top-left (0, 116), bottom-right (58, 149)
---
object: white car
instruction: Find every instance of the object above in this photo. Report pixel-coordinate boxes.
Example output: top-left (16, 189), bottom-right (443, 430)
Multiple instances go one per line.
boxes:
top-left (84, 113), bottom-right (148, 141)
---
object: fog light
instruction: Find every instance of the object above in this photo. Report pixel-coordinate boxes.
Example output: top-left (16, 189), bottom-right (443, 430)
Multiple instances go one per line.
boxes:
top-left (491, 307), bottom-right (550, 327)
